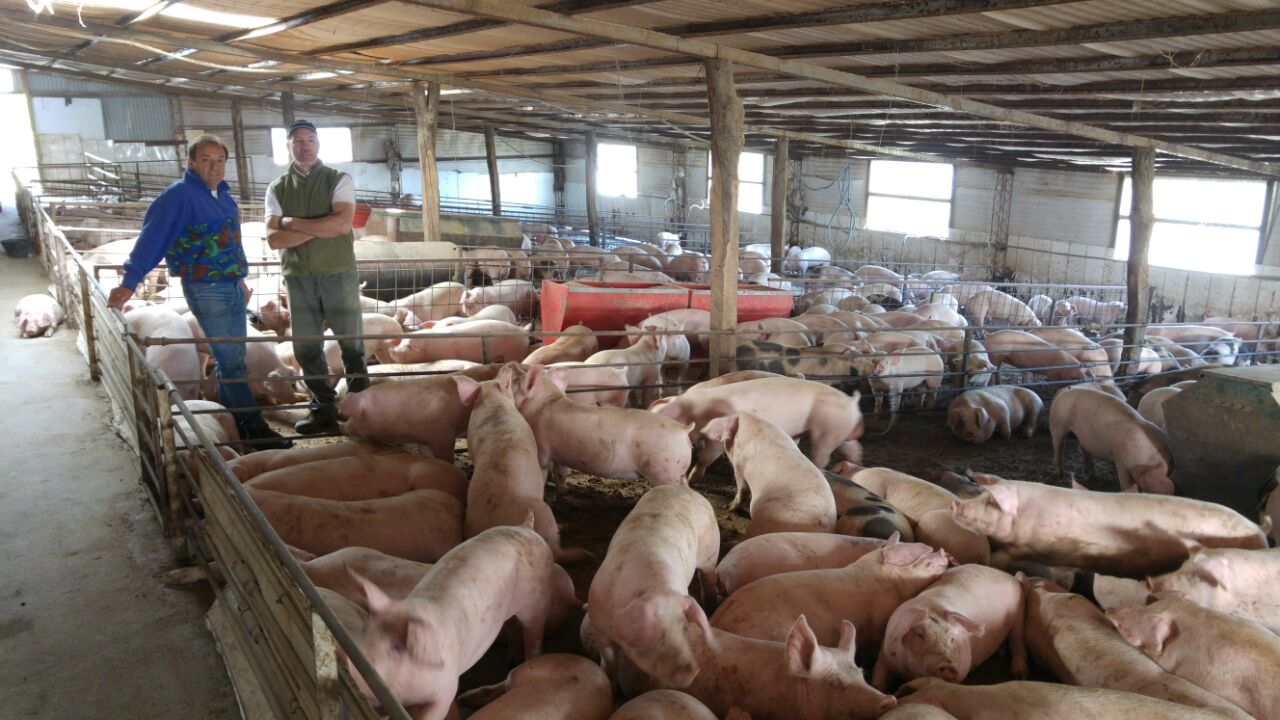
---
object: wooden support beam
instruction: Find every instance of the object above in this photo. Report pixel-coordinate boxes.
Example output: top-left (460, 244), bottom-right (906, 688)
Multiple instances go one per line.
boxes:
top-left (230, 99), bottom-right (251, 203)
top-left (705, 58), bottom-right (743, 378)
top-left (412, 0), bottom-right (1074, 67)
top-left (770, 137), bottom-right (788, 274)
top-left (219, 0), bottom-right (390, 43)
top-left (168, 95), bottom-right (187, 174)
top-left (585, 131), bottom-right (600, 247)
top-left (280, 91), bottom-right (297, 129)
top-left (552, 140), bottom-right (566, 226)
top-left (20, 70), bottom-right (45, 174)
top-left (411, 81), bottom-right (442, 243)
top-left (403, 0), bottom-right (1280, 176)
top-left (484, 126), bottom-right (501, 216)
top-left (1122, 147), bottom-right (1155, 377)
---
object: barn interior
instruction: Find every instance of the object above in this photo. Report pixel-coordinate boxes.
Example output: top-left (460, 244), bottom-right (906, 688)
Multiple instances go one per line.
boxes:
top-left (2, 1), bottom-right (1279, 718)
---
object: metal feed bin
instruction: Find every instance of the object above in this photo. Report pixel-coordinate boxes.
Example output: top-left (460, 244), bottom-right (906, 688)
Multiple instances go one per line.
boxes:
top-left (1163, 366), bottom-right (1280, 517)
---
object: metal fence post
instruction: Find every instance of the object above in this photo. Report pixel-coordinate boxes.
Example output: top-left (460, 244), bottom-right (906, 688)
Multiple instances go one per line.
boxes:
top-left (959, 325), bottom-right (973, 390)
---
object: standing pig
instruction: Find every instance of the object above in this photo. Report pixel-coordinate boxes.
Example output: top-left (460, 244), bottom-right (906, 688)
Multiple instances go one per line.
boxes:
top-left (524, 324), bottom-right (598, 365)
top-left (460, 654), bottom-right (613, 720)
top-left (338, 373), bottom-right (479, 459)
top-left (1064, 296), bottom-right (1126, 327)
top-left (126, 305), bottom-right (203, 400)
top-left (455, 368), bottom-right (587, 563)
top-left (949, 474), bottom-right (1267, 577)
top-left (701, 413), bottom-right (838, 537)
top-left (1136, 386), bottom-right (1180, 432)
top-left (784, 245), bottom-right (832, 274)
top-left (652, 376), bottom-right (864, 481)
top-left (350, 522), bottom-right (575, 716)
top-left (710, 538), bottom-right (950, 651)
top-left (1021, 579), bottom-right (1254, 719)
top-left (463, 279), bottom-right (536, 318)
top-left (873, 565), bottom-right (1025, 688)
top-left (716, 533), bottom-right (884, 598)
top-left (510, 365), bottom-right (693, 492)
top-left (850, 347), bottom-right (944, 418)
top-left (461, 246), bottom-right (512, 284)
top-left (964, 290), bottom-right (1041, 327)
top-left (946, 386), bottom-right (1043, 444)
top-left (1050, 385), bottom-right (1174, 493)
top-left (361, 312), bottom-right (404, 364)
top-left (546, 362), bottom-right (631, 408)
top-left (301, 547), bottom-right (431, 607)
top-left (14, 293), bottom-right (64, 337)
top-left (826, 471), bottom-right (914, 542)
top-left (588, 485), bottom-right (720, 688)
top-left (982, 330), bottom-right (1090, 383)
top-left (642, 308), bottom-right (711, 355)
top-left (584, 325), bottom-right (668, 407)
top-left (1107, 596), bottom-right (1280, 720)
top-left (1145, 547), bottom-right (1280, 632)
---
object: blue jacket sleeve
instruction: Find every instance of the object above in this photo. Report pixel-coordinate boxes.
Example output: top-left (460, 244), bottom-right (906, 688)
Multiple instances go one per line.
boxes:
top-left (120, 189), bottom-right (186, 291)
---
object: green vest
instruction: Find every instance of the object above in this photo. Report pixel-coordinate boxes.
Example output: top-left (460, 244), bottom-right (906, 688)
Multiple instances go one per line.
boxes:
top-left (271, 163), bottom-right (356, 277)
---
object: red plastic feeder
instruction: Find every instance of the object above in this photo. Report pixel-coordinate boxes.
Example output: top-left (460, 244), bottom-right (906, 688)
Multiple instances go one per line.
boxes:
top-left (540, 280), bottom-right (794, 347)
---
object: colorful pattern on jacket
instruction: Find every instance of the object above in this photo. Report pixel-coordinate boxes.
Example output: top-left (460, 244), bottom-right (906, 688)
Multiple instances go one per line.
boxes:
top-left (121, 169), bottom-right (248, 291)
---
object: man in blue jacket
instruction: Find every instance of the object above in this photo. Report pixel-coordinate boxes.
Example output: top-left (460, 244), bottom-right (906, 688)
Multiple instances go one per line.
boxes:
top-left (107, 134), bottom-right (292, 451)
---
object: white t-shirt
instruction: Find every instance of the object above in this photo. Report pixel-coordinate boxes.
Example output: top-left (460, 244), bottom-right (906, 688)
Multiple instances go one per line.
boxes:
top-left (263, 168), bottom-right (355, 224)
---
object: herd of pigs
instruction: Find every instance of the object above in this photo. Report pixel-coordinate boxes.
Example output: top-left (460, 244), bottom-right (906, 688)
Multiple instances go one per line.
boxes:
top-left (15, 234), bottom-right (1280, 720)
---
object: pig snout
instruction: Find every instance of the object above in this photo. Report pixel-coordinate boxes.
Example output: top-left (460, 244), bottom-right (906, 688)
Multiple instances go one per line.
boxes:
top-left (934, 661), bottom-right (961, 682)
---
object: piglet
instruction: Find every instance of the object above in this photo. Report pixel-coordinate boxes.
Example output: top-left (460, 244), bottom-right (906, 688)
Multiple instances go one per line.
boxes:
top-left (509, 365), bottom-right (692, 492)
top-left (351, 522), bottom-right (575, 717)
top-left (609, 690), bottom-right (717, 720)
top-left (1146, 547), bottom-right (1280, 632)
top-left (1022, 579), bottom-right (1253, 719)
top-left (949, 473), bottom-right (1267, 577)
top-left (898, 678), bottom-right (1214, 719)
top-left (458, 654), bottom-right (612, 720)
top-left (716, 533), bottom-right (884, 598)
top-left (701, 413), bottom-right (837, 537)
top-left (1107, 595), bottom-right (1279, 720)
top-left (14, 293), bottom-right (64, 338)
top-left (873, 565), bottom-right (1025, 689)
top-left (524, 324), bottom-right (598, 365)
top-left (587, 485), bottom-right (719, 688)
top-left (710, 537), bottom-right (950, 652)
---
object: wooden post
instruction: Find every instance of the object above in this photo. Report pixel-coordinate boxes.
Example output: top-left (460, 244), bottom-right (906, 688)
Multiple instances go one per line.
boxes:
top-left (770, 137), bottom-right (789, 274)
top-left (20, 70), bottom-right (45, 178)
top-left (484, 126), bottom-right (501, 216)
top-left (585, 131), bottom-right (600, 247)
top-left (230, 100), bottom-right (252, 203)
top-left (168, 95), bottom-right (187, 174)
top-left (1122, 147), bottom-right (1155, 376)
top-left (280, 90), bottom-right (297, 129)
top-left (79, 267), bottom-right (100, 382)
top-left (705, 58), bottom-right (744, 377)
top-left (411, 80), bottom-right (442, 243)
top-left (552, 140), bottom-right (566, 226)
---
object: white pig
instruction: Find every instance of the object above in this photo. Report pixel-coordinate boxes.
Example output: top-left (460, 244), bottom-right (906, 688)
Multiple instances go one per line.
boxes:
top-left (14, 293), bottom-right (64, 337)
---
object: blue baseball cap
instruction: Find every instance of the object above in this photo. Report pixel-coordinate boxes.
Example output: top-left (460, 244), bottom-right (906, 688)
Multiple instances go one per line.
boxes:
top-left (287, 119), bottom-right (318, 137)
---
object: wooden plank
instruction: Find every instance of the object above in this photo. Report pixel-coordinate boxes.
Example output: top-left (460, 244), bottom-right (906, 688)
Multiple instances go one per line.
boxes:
top-left (1122, 147), bottom-right (1154, 376)
top-left (230, 100), bottom-right (252, 204)
top-left (769, 137), bottom-right (788, 274)
top-left (705, 58), bottom-right (743, 377)
top-left (484, 126), bottom-right (501, 216)
top-left (411, 81), bottom-right (442, 243)
top-left (585, 130), bottom-right (600, 247)
top-left (401, 0), bottom-right (1280, 175)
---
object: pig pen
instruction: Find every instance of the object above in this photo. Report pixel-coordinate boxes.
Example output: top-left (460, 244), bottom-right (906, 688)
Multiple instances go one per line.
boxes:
top-left (26, 175), bottom-right (1277, 720)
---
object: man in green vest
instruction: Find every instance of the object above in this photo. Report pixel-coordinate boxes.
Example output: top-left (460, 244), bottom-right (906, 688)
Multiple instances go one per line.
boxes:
top-left (265, 119), bottom-right (368, 435)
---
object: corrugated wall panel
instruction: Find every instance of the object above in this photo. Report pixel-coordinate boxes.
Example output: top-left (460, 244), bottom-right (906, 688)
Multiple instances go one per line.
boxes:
top-left (952, 166), bottom-right (999, 234)
top-left (102, 95), bottom-right (173, 141)
top-left (27, 74), bottom-right (134, 96)
top-left (1009, 168), bottom-right (1118, 247)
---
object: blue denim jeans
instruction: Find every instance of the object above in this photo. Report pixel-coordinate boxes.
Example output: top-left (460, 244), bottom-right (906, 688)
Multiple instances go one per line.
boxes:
top-left (183, 280), bottom-right (266, 435)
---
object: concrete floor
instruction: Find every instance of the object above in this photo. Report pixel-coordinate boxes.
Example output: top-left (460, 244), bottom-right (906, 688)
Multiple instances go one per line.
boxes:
top-left (0, 203), bottom-right (240, 718)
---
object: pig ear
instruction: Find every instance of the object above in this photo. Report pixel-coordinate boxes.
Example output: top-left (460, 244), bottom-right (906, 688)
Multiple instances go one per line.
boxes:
top-left (883, 531), bottom-right (901, 548)
top-left (496, 363), bottom-right (517, 396)
top-left (545, 366), bottom-right (570, 391)
top-left (523, 365), bottom-right (543, 393)
top-left (784, 615), bottom-right (829, 678)
top-left (882, 542), bottom-right (927, 566)
top-left (986, 483), bottom-right (1019, 514)
top-left (701, 415), bottom-right (740, 444)
top-left (946, 611), bottom-right (983, 635)
top-left (974, 407), bottom-right (990, 428)
top-left (682, 596), bottom-right (718, 652)
top-left (836, 619), bottom-right (858, 658)
top-left (405, 616), bottom-right (446, 667)
top-left (970, 471), bottom-right (1002, 486)
top-left (454, 375), bottom-right (482, 406)
top-left (351, 571), bottom-right (395, 615)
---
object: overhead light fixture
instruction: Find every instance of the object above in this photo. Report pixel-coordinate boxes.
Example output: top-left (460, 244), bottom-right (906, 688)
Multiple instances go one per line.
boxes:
top-left (160, 3), bottom-right (273, 30)
top-left (246, 59), bottom-right (279, 69)
top-left (440, 88), bottom-right (472, 96)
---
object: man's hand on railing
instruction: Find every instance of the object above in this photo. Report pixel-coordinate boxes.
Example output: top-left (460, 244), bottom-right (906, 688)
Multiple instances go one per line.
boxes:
top-left (107, 286), bottom-right (133, 311)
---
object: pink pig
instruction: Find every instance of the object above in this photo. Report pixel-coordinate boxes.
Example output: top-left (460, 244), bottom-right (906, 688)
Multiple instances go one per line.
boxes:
top-left (245, 454), bottom-right (468, 502)
top-left (609, 690), bottom-right (717, 720)
top-left (710, 537), bottom-right (950, 651)
top-left (587, 485), bottom-right (720, 688)
top-left (460, 654), bottom-right (613, 720)
top-left (653, 376), bottom-right (864, 482)
top-left (1145, 547), bottom-right (1280, 632)
top-left (897, 677), bottom-right (1212, 719)
top-left (701, 412), bottom-right (837, 537)
top-left (338, 374), bottom-right (477, 460)
top-left (14, 293), bottom-right (64, 338)
top-left (872, 565), bottom-right (1026, 688)
top-left (508, 365), bottom-right (693, 493)
top-left (584, 325), bottom-right (668, 407)
top-left (716, 533), bottom-right (884, 597)
top-left (389, 319), bottom-right (531, 364)
top-left (1050, 385), bottom-right (1174, 493)
top-left (351, 522), bottom-right (575, 718)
